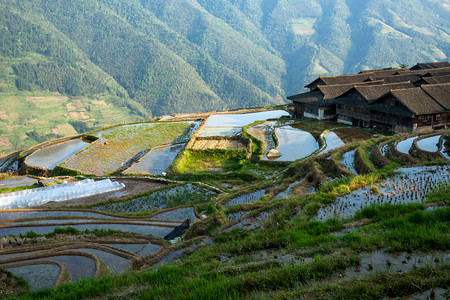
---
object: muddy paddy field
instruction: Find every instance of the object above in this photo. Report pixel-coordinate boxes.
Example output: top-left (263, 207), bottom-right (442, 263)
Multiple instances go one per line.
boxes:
top-left (0, 109), bottom-right (449, 299)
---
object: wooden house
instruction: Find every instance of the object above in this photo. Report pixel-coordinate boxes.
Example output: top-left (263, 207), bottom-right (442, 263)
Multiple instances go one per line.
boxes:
top-left (288, 80), bottom-right (384, 120)
top-left (369, 87), bottom-right (447, 132)
top-left (289, 62), bottom-right (450, 132)
top-left (335, 82), bottom-right (414, 127)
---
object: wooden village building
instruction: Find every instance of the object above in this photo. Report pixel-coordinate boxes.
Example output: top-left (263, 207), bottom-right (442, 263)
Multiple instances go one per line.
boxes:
top-left (288, 62), bottom-right (450, 132)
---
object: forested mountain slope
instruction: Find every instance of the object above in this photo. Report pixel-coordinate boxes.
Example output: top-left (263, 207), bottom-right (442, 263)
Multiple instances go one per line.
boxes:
top-left (0, 0), bottom-right (449, 153)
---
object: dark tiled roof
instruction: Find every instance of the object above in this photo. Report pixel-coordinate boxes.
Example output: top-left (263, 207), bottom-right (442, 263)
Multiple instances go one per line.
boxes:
top-left (287, 91), bottom-right (335, 106)
top-left (422, 75), bottom-right (450, 85)
top-left (317, 80), bottom-right (384, 99)
top-left (338, 82), bottom-right (415, 102)
top-left (386, 88), bottom-right (445, 115)
top-left (359, 68), bottom-right (403, 76)
top-left (305, 73), bottom-right (373, 88)
top-left (289, 80), bottom-right (385, 104)
top-left (421, 83), bottom-right (450, 110)
top-left (370, 74), bottom-right (421, 84)
top-left (410, 62), bottom-right (450, 70)
top-left (423, 67), bottom-right (450, 76)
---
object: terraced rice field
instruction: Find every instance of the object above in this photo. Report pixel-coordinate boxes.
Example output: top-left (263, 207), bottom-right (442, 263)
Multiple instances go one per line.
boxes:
top-left (93, 184), bottom-right (216, 213)
top-left (124, 144), bottom-right (186, 175)
top-left (321, 132), bottom-right (345, 154)
top-left (61, 122), bottom-right (195, 175)
top-left (396, 136), bottom-right (417, 154)
top-left (0, 176), bottom-right (39, 188)
top-left (224, 189), bottom-right (266, 208)
top-left (315, 165), bottom-right (450, 220)
top-left (340, 149), bottom-right (357, 174)
top-left (0, 207), bottom-right (177, 290)
top-left (417, 135), bottom-right (440, 152)
top-left (441, 137), bottom-right (450, 160)
top-left (26, 139), bottom-right (90, 170)
top-left (199, 110), bottom-right (288, 137)
top-left (150, 207), bottom-right (200, 221)
top-left (5, 264), bottom-right (61, 291)
top-left (274, 180), bottom-right (303, 200)
top-left (198, 127), bottom-right (242, 137)
top-left (247, 121), bottom-right (277, 155)
top-left (263, 126), bottom-right (318, 161)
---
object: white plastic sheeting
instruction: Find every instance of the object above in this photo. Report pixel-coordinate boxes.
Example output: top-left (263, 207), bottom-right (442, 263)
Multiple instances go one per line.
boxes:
top-left (0, 179), bottom-right (125, 209)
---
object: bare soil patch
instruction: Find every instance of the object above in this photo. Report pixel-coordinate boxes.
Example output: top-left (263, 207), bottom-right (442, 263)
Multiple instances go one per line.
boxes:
top-left (343, 218), bottom-right (371, 228)
top-left (190, 139), bottom-right (245, 150)
top-left (91, 100), bottom-right (108, 107)
top-left (0, 269), bottom-right (24, 296)
top-left (0, 136), bottom-right (12, 149)
top-left (333, 128), bottom-right (373, 143)
top-left (26, 96), bottom-right (68, 102)
top-left (68, 111), bottom-right (90, 120)
top-left (41, 178), bottom-right (166, 207)
top-left (0, 110), bottom-right (9, 120)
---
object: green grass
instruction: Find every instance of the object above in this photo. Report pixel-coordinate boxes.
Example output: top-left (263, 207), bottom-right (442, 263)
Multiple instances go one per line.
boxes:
top-left (0, 184), bottom-right (40, 194)
top-left (274, 265), bottom-right (449, 300)
top-left (426, 182), bottom-right (450, 204)
top-left (172, 148), bottom-right (247, 174)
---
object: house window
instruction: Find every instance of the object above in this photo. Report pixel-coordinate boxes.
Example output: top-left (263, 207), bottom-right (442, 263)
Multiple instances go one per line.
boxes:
top-left (305, 107), bottom-right (318, 115)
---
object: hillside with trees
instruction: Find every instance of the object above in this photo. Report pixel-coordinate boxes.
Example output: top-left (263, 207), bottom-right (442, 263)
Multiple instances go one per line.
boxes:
top-left (0, 0), bottom-right (449, 153)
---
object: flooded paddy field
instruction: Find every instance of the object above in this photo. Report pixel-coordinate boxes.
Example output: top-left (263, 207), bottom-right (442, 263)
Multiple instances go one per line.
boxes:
top-left (273, 180), bottom-right (303, 200)
top-left (65, 248), bottom-right (131, 273)
top-left (263, 126), bottom-right (318, 161)
top-left (343, 249), bottom-right (449, 280)
top-left (0, 210), bottom-right (118, 221)
top-left (93, 184), bottom-right (215, 213)
top-left (224, 189), bottom-right (266, 208)
top-left (416, 135), bottom-right (441, 152)
top-left (61, 122), bottom-right (195, 175)
top-left (315, 165), bottom-right (450, 220)
top-left (204, 110), bottom-right (288, 128)
top-left (26, 139), bottom-right (90, 170)
top-left (320, 131), bottom-right (345, 154)
top-left (124, 144), bottom-right (186, 175)
top-left (380, 143), bottom-right (392, 156)
top-left (224, 209), bottom-right (274, 231)
top-left (198, 110), bottom-right (288, 138)
top-left (396, 136), bottom-right (417, 154)
top-left (134, 242), bottom-right (162, 257)
top-left (227, 210), bottom-right (251, 221)
top-left (150, 207), bottom-right (199, 222)
top-left (0, 223), bottom-right (174, 238)
top-left (5, 263), bottom-right (61, 291)
top-left (197, 127), bottom-right (242, 137)
top-left (0, 176), bottom-right (39, 188)
top-left (340, 149), bottom-right (357, 174)
top-left (247, 121), bottom-right (277, 154)
top-left (441, 138), bottom-right (450, 160)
